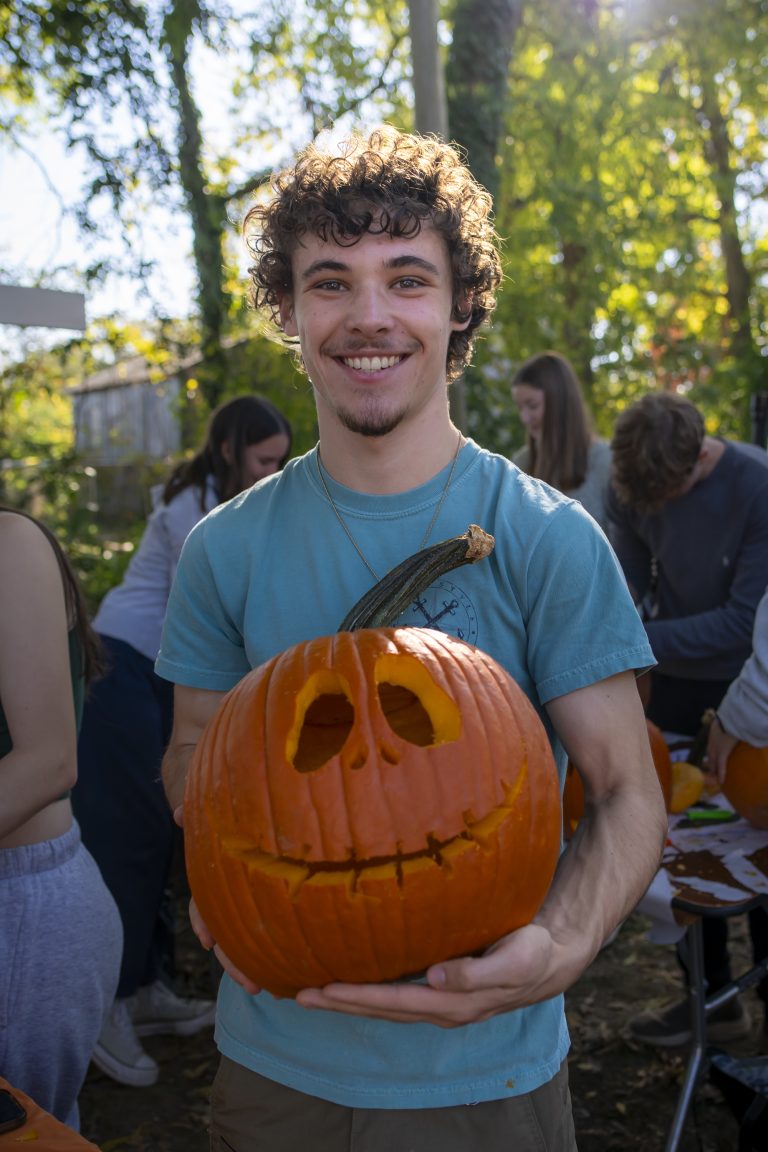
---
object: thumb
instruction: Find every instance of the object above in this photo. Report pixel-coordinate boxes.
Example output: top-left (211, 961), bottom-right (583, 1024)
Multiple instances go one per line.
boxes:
top-left (427, 954), bottom-right (493, 993)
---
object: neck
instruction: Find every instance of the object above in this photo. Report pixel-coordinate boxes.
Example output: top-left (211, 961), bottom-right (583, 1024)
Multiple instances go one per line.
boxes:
top-left (698, 436), bottom-right (725, 481)
top-left (317, 414), bottom-right (463, 494)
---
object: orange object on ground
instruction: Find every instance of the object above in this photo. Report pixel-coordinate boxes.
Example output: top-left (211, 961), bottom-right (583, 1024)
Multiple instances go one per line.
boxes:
top-left (0, 1078), bottom-right (100, 1150)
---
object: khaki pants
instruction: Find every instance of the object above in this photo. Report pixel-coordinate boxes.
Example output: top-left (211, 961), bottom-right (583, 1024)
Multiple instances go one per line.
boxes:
top-left (209, 1055), bottom-right (578, 1152)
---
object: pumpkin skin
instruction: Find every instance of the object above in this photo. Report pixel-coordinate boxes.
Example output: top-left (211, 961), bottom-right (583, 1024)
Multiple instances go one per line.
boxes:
top-left (721, 742), bottom-right (768, 829)
top-left (647, 720), bottom-right (673, 810)
top-left (184, 626), bottom-right (561, 998)
top-left (562, 719), bottom-right (672, 839)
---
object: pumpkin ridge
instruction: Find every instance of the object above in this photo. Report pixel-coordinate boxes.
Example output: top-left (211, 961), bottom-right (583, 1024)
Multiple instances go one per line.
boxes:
top-left (345, 632), bottom-right (396, 861)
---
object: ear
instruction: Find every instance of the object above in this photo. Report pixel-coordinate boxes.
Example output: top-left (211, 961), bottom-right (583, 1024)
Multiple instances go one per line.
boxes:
top-left (278, 293), bottom-right (298, 337)
top-left (451, 294), bottom-right (473, 333)
top-left (220, 440), bottom-right (233, 464)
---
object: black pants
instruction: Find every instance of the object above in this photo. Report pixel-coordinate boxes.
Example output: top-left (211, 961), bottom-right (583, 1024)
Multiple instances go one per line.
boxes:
top-left (647, 672), bottom-right (768, 1012)
top-left (72, 635), bottom-right (176, 997)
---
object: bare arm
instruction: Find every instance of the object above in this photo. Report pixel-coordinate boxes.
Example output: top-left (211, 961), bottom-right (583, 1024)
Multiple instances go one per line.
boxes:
top-left (297, 670), bottom-right (667, 1025)
top-left (0, 514), bottom-right (78, 840)
top-left (161, 683), bottom-right (226, 815)
top-left (535, 671), bottom-right (667, 979)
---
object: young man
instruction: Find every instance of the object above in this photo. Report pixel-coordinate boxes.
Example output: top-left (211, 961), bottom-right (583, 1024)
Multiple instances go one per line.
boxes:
top-left (607, 391), bottom-right (768, 1047)
top-left (157, 127), bottom-right (665, 1152)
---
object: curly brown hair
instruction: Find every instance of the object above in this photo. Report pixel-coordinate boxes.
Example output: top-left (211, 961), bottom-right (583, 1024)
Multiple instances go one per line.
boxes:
top-left (244, 125), bottom-right (502, 381)
top-left (611, 392), bottom-right (704, 514)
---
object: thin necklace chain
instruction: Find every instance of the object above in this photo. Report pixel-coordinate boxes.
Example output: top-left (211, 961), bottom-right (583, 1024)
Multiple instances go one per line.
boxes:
top-left (315, 432), bottom-right (463, 582)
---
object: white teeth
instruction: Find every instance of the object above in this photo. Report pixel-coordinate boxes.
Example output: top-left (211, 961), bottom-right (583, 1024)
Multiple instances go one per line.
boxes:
top-left (343, 355), bottom-right (402, 372)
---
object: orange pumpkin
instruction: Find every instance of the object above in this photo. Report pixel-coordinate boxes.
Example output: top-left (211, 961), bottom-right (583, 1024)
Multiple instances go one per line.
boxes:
top-left (184, 626), bottom-right (561, 997)
top-left (647, 720), bottom-right (673, 810)
top-left (562, 719), bottom-right (672, 839)
top-left (721, 742), bottom-right (768, 828)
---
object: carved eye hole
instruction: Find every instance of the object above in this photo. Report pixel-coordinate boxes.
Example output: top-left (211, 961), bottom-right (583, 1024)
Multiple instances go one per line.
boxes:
top-left (375, 653), bottom-right (461, 748)
top-left (377, 682), bottom-right (434, 746)
top-left (290, 673), bottom-right (354, 774)
top-left (294, 693), bottom-right (355, 773)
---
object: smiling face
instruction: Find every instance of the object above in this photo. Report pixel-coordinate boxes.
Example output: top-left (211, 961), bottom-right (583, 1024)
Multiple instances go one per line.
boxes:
top-left (279, 227), bottom-right (469, 439)
top-left (512, 383), bottom-right (546, 442)
top-left (184, 627), bottom-right (561, 996)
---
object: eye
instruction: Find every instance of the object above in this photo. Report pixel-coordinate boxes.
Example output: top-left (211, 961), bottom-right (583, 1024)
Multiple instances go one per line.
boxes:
top-left (377, 682), bottom-right (433, 745)
top-left (375, 653), bottom-right (461, 747)
top-left (285, 654), bottom-right (462, 776)
top-left (394, 276), bottom-right (425, 290)
top-left (311, 278), bottom-right (346, 292)
top-left (294, 691), bottom-right (355, 773)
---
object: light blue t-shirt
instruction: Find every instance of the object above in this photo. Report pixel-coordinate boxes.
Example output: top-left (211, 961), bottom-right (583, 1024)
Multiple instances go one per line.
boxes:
top-left (157, 439), bottom-right (653, 1110)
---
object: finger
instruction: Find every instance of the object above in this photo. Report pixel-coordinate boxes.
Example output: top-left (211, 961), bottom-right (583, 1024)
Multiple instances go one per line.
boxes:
top-left (212, 945), bottom-right (261, 996)
top-left (188, 897), bottom-right (214, 949)
top-left (296, 982), bottom-right (491, 1027)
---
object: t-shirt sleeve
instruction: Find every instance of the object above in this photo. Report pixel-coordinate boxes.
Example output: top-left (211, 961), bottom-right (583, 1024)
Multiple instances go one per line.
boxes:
top-left (522, 503), bottom-right (655, 704)
top-left (155, 519), bottom-right (252, 691)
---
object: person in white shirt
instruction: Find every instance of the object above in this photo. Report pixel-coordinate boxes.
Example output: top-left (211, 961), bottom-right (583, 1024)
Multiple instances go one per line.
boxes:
top-left (72, 394), bottom-right (291, 1088)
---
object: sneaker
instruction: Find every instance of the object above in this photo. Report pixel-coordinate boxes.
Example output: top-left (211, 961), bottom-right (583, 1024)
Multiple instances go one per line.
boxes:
top-left (630, 996), bottom-right (751, 1048)
top-left (130, 978), bottom-right (216, 1038)
top-left (92, 998), bottom-right (159, 1087)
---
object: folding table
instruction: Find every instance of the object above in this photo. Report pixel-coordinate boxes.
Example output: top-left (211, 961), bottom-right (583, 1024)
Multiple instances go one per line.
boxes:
top-left (650, 805), bottom-right (768, 1151)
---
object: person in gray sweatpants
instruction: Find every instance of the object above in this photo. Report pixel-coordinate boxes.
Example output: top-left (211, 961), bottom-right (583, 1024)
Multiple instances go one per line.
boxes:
top-left (0, 823), bottom-right (122, 1128)
top-left (0, 508), bottom-right (122, 1129)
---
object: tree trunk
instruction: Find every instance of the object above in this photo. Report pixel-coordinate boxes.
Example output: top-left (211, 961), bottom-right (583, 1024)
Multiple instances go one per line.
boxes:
top-left (163, 0), bottom-right (229, 409)
top-left (698, 73), bottom-right (756, 373)
top-left (408, 0), bottom-right (448, 139)
top-left (445, 0), bottom-right (523, 203)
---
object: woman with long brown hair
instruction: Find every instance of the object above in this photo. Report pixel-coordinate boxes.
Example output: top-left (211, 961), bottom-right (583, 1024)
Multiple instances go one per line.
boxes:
top-left (511, 351), bottom-right (612, 530)
top-left (72, 393), bottom-right (291, 1088)
top-left (0, 507), bottom-right (122, 1129)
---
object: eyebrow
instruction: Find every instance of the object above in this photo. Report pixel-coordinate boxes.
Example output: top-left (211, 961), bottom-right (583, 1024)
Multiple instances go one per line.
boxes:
top-left (300, 254), bottom-right (442, 280)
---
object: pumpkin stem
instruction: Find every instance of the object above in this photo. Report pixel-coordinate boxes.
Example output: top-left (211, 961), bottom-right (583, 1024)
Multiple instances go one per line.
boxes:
top-left (686, 708), bottom-right (716, 768)
top-left (338, 524), bottom-right (495, 632)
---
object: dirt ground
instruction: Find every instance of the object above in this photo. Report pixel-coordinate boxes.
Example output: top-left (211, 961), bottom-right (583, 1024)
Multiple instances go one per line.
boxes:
top-left (79, 907), bottom-right (764, 1151)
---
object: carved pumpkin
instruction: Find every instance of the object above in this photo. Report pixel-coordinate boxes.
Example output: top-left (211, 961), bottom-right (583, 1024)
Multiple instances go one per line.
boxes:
top-left (562, 719), bottom-right (672, 839)
top-left (184, 626), bottom-right (561, 997)
top-left (721, 743), bottom-right (768, 829)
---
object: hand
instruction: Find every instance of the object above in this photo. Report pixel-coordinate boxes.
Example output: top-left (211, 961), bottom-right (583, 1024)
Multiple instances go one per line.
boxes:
top-left (295, 923), bottom-right (555, 1027)
top-left (705, 715), bottom-right (739, 785)
top-left (188, 897), bottom-right (262, 996)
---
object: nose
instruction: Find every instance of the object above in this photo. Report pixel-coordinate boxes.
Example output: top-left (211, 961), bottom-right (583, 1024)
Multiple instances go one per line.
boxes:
top-left (345, 283), bottom-right (393, 335)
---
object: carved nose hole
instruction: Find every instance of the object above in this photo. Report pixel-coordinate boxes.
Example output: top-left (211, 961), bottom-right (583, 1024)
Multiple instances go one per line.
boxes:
top-left (377, 682), bottom-right (434, 746)
top-left (294, 693), bottom-right (355, 772)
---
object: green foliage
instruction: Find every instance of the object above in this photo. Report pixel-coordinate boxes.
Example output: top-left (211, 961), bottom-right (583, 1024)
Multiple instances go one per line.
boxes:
top-left (2, 0), bottom-right (767, 506)
top-left (476, 0), bottom-right (768, 449)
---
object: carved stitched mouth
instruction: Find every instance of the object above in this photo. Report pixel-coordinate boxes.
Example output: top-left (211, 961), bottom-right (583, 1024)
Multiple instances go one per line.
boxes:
top-left (218, 776), bottom-right (523, 894)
